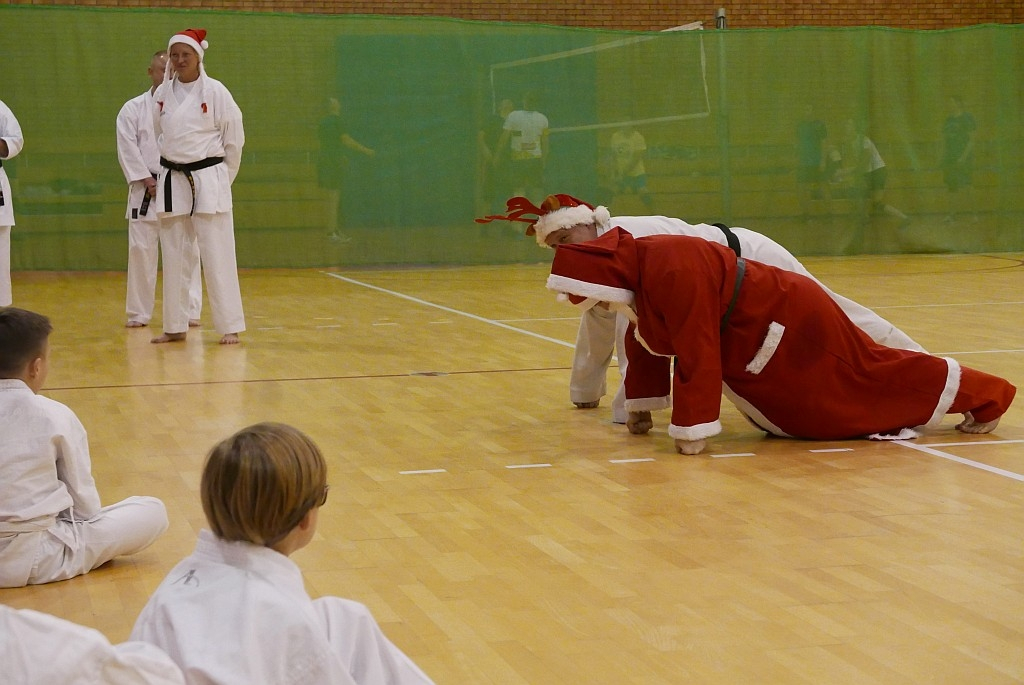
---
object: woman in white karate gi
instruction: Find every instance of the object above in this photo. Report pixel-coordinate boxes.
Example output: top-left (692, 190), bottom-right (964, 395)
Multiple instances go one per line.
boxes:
top-left (151, 28), bottom-right (245, 345)
top-left (0, 99), bottom-right (24, 307)
top-left (131, 422), bottom-right (435, 685)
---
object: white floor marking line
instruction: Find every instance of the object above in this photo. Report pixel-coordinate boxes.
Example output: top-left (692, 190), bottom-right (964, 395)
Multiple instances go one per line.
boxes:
top-left (506, 463), bottom-right (552, 469)
top-left (710, 452), bottom-right (756, 458)
top-left (809, 448), bottom-right (855, 453)
top-left (610, 457), bottom-right (657, 464)
top-left (400, 469), bottom-right (448, 475)
top-left (315, 324), bottom-right (342, 329)
top-left (323, 272), bottom-right (575, 348)
top-left (372, 322), bottom-right (399, 327)
top-left (922, 439), bottom-right (1024, 448)
top-left (256, 326), bottom-right (284, 331)
top-left (932, 349), bottom-right (1024, 356)
top-left (874, 300), bottom-right (1024, 310)
top-left (500, 316), bottom-right (580, 323)
top-left (894, 440), bottom-right (1024, 482)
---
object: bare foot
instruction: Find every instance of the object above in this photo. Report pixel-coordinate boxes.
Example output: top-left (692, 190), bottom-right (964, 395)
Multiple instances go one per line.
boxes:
top-left (126, 321), bottom-right (147, 328)
top-left (574, 401), bottom-right (600, 409)
top-left (956, 412), bottom-right (1000, 434)
top-left (627, 411), bottom-right (653, 435)
top-left (675, 438), bottom-right (707, 455)
top-left (188, 319), bottom-right (201, 328)
top-left (219, 333), bottom-right (241, 345)
top-left (151, 332), bottom-right (186, 344)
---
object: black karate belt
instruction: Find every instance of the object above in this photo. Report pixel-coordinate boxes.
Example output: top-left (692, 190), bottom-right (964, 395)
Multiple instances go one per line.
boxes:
top-left (137, 173), bottom-right (158, 218)
top-left (160, 156), bottom-right (224, 216)
top-left (712, 222), bottom-right (741, 257)
top-left (720, 257), bottom-right (746, 333)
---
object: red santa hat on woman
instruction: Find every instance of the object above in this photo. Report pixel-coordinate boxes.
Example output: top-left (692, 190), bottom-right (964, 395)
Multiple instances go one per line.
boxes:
top-left (476, 194), bottom-right (612, 247)
top-left (169, 28), bottom-right (209, 61)
top-left (163, 27), bottom-right (211, 84)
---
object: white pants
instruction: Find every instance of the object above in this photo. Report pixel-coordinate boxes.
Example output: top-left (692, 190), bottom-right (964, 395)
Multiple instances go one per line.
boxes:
top-left (314, 597), bottom-right (435, 685)
top-left (0, 225), bottom-right (11, 306)
top-left (0, 496), bottom-right (168, 588)
top-left (159, 212), bottom-right (245, 335)
top-left (127, 218), bottom-right (201, 325)
top-left (569, 305), bottom-right (629, 424)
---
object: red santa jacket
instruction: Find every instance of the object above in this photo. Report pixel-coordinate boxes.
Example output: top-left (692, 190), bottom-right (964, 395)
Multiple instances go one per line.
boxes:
top-left (547, 228), bottom-right (1014, 442)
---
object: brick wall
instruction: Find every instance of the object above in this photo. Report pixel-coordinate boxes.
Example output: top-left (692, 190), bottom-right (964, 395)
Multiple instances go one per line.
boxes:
top-left (3, 0), bottom-right (1020, 30)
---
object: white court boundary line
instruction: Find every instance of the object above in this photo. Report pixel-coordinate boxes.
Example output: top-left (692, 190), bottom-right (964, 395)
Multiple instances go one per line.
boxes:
top-left (325, 271), bottom-right (1023, 482)
top-left (895, 440), bottom-right (1024, 482)
top-left (323, 272), bottom-right (575, 349)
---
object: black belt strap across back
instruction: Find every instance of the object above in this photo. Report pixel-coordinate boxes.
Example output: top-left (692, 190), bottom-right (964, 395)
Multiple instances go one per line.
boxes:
top-left (161, 156), bottom-right (224, 215)
top-left (721, 257), bottom-right (746, 332)
top-left (712, 222), bottom-right (741, 257)
top-left (711, 223), bottom-right (744, 331)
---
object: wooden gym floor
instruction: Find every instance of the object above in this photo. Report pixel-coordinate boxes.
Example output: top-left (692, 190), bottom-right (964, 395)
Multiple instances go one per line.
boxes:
top-left (1, 252), bottom-right (1022, 684)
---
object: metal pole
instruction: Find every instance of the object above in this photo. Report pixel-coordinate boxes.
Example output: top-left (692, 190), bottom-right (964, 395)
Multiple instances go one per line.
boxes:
top-left (715, 8), bottom-right (731, 223)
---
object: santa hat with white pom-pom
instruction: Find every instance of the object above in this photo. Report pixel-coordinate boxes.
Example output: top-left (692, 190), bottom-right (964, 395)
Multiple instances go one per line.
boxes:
top-left (169, 28), bottom-right (209, 62)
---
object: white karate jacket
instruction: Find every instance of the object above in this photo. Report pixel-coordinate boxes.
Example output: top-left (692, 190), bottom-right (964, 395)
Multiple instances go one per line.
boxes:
top-left (0, 99), bottom-right (24, 227)
top-left (1, 605), bottom-right (185, 685)
top-left (152, 75), bottom-right (244, 217)
top-left (132, 530), bottom-right (435, 685)
top-left (116, 90), bottom-right (162, 222)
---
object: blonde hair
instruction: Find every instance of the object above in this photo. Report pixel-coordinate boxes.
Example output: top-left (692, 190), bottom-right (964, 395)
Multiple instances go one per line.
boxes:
top-left (201, 422), bottom-right (328, 546)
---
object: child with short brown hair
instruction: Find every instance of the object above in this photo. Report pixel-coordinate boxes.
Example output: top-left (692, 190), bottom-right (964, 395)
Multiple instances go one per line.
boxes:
top-left (0, 306), bottom-right (168, 588)
top-left (132, 422), bottom-right (434, 684)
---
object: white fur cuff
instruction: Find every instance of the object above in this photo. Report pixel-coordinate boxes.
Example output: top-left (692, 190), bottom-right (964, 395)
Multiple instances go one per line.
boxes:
top-left (624, 396), bottom-right (671, 412)
top-left (668, 420), bottom-right (722, 441)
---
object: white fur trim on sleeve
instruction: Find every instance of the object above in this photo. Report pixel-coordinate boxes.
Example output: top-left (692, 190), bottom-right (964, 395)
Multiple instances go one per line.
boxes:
top-left (624, 396), bottom-right (671, 412)
top-left (668, 419), bottom-right (722, 441)
top-left (924, 357), bottom-right (962, 427)
top-left (546, 275), bottom-right (634, 305)
top-left (745, 321), bottom-right (785, 375)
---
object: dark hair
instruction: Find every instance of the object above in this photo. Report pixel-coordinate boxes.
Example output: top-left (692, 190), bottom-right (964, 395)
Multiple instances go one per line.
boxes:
top-left (0, 307), bottom-right (52, 378)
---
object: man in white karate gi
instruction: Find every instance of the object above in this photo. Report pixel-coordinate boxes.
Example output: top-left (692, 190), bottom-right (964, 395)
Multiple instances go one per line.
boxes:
top-left (0, 307), bottom-right (169, 587)
top-left (117, 50), bottom-right (202, 329)
top-left (0, 98), bottom-right (24, 307)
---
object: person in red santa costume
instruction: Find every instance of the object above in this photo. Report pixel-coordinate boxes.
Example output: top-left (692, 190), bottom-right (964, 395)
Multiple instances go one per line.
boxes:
top-left (543, 223), bottom-right (1015, 456)
top-left (480, 194), bottom-right (924, 425)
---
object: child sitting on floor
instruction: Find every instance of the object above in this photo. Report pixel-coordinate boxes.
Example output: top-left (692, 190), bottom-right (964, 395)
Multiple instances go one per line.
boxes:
top-left (0, 306), bottom-right (168, 587)
top-left (131, 422), bottom-right (435, 684)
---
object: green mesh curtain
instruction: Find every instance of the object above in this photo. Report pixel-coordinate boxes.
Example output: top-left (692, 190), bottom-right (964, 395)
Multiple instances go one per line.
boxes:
top-left (2, 5), bottom-right (1022, 269)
